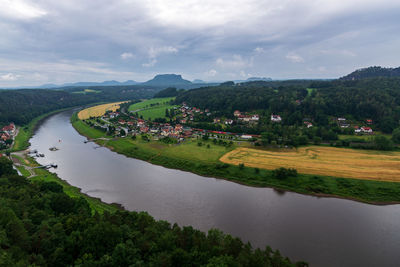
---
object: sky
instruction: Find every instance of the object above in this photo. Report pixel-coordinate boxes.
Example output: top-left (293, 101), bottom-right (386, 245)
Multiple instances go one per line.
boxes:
top-left (0, 0), bottom-right (400, 87)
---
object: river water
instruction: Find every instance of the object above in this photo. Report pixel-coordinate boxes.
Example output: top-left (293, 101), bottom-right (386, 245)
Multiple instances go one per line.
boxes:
top-left (30, 110), bottom-right (400, 266)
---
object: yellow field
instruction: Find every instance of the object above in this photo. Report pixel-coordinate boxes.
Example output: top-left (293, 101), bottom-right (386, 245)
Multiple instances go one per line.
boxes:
top-left (220, 146), bottom-right (400, 182)
top-left (78, 101), bottom-right (126, 120)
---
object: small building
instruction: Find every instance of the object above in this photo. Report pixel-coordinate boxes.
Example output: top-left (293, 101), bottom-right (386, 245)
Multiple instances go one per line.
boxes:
top-left (366, 119), bottom-right (373, 124)
top-left (251, 114), bottom-right (259, 121)
top-left (361, 126), bottom-right (373, 134)
top-left (225, 119), bottom-right (234, 125)
top-left (304, 121), bottom-right (313, 128)
top-left (271, 114), bottom-right (282, 122)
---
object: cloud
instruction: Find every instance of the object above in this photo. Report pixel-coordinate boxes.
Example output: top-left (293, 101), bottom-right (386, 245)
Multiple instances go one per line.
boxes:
top-left (254, 47), bottom-right (265, 53)
top-left (0, 0), bottom-right (47, 20)
top-left (1, 0), bottom-right (400, 85)
top-left (205, 69), bottom-right (217, 77)
top-left (216, 55), bottom-right (253, 69)
top-left (0, 73), bottom-right (20, 81)
top-left (142, 46), bottom-right (178, 67)
top-left (120, 52), bottom-right (134, 60)
top-left (142, 58), bottom-right (157, 68)
top-left (286, 53), bottom-right (304, 63)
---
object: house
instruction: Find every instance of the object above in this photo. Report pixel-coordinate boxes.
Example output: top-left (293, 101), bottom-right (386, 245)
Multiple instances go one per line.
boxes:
top-left (213, 118), bottom-right (221, 123)
top-left (271, 114), bottom-right (282, 122)
top-left (241, 135), bottom-right (253, 139)
top-left (234, 110), bottom-right (241, 117)
top-left (2, 123), bottom-right (15, 135)
top-left (180, 119), bottom-right (187, 124)
top-left (225, 119), bottom-right (234, 125)
top-left (137, 119), bottom-right (145, 127)
top-left (251, 114), bottom-right (259, 121)
top-left (174, 124), bottom-right (183, 133)
top-left (1, 132), bottom-right (10, 141)
top-left (140, 126), bottom-right (149, 133)
top-left (205, 109), bottom-right (210, 113)
top-left (361, 126), bottom-right (373, 134)
top-left (238, 115), bottom-right (251, 122)
top-left (304, 122), bottom-right (313, 128)
top-left (366, 119), bottom-right (373, 124)
top-left (337, 117), bottom-right (346, 122)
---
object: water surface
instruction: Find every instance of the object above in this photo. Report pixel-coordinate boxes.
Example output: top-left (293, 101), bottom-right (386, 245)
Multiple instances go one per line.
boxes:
top-left (30, 110), bottom-right (400, 266)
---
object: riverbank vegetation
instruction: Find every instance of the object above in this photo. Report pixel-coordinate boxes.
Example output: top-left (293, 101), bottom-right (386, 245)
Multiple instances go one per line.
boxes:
top-left (0, 157), bottom-right (304, 266)
top-left (10, 151), bottom-right (118, 214)
top-left (72, 114), bottom-right (400, 204)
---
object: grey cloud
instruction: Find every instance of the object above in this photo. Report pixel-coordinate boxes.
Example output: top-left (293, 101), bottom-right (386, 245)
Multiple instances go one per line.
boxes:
top-left (0, 0), bottom-right (400, 86)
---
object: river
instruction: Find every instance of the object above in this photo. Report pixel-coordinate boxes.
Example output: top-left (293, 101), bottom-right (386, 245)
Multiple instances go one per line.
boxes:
top-left (30, 110), bottom-right (400, 266)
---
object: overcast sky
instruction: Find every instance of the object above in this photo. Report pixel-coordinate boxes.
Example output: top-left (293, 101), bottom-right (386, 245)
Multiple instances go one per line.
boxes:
top-left (0, 0), bottom-right (400, 87)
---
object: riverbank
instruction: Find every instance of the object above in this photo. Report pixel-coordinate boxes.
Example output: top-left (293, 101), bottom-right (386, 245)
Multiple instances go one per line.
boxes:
top-left (9, 106), bottom-right (123, 214)
top-left (10, 150), bottom-right (121, 214)
top-left (71, 112), bottom-right (400, 205)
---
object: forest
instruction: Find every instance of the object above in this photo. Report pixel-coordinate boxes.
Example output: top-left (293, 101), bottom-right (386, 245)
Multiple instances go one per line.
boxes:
top-left (175, 77), bottom-right (400, 134)
top-left (0, 86), bottom-right (158, 126)
top-left (0, 157), bottom-right (305, 266)
top-left (340, 66), bottom-right (400, 80)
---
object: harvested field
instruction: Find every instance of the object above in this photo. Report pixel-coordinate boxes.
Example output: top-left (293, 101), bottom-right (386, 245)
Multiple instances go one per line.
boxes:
top-left (78, 102), bottom-right (126, 120)
top-left (220, 146), bottom-right (400, 182)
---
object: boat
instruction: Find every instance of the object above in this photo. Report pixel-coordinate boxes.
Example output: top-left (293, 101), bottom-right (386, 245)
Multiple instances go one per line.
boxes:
top-left (49, 147), bottom-right (59, 151)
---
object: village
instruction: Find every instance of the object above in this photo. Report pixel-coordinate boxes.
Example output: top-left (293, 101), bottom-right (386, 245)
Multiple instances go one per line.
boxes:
top-left (0, 123), bottom-right (16, 150)
top-left (86, 102), bottom-right (265, 143)
top-left (84, 100), bottom-right (376, 147)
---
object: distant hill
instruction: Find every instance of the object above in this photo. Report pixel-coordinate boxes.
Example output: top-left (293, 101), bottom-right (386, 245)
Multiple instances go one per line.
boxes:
top-left (341, 66), bottom-right (400, 80)
top-left (142, 74), bottom-right (192, 87)
top-left (233, 77), bottom-right (272, 83)
top-left (1, 74), bottom-right (218, 90)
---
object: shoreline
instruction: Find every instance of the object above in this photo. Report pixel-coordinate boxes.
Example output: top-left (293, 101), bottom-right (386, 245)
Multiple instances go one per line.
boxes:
top-left (70, 112), bottom-right (400, 206)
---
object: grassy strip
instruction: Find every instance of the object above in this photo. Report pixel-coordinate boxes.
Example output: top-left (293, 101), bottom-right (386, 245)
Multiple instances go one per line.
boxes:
top-left (72, 116), bottom-right (400, 204)
top-left (15, 165), bottom-right (31, 177)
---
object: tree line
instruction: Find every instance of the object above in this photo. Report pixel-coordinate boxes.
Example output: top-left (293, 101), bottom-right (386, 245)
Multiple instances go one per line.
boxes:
top-left (0, 86), bottom-right (158, 126)
top-left (0, 157), bottom-right (306, 266)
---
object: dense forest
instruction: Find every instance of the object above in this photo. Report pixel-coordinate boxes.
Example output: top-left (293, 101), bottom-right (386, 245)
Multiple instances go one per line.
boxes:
top-left (0, 157), bottom-right (305, 266)
top-left (0, 85), bottom-right (158, 126)
top-left (340, 66), bottom-right (400, 80)
top-left (153, 87), bottom-right (185, 98)
top-left (175, 78), bottom-right (400, 134)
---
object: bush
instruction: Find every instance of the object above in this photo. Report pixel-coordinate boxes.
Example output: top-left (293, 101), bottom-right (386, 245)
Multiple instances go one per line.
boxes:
top-left (272, 167), bottom-right (298, 179)
top-left (239, 163), bottom-right (245, 169)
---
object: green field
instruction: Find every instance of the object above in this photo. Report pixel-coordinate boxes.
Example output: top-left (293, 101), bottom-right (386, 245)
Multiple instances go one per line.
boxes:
top-left (72, 89), bottom-right (101, 94)
top-left (71, 113), bottom-right (109, 139)
top-left (128, 97), bottom-right (177, 120)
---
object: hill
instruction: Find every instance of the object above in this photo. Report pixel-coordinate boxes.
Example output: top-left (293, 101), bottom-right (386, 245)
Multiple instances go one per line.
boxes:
top-left (142, 74), bottom-right (192, 87)
top-left (341, 66), bottom-right (400, 80)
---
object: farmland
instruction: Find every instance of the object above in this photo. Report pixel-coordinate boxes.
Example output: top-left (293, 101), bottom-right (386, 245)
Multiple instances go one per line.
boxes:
top-left (128, 97), bottom-right (177, 120)
top-left (77, 101), bottom-right (126, 120)
top-left (220, 146), bottom-right (400, 182)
